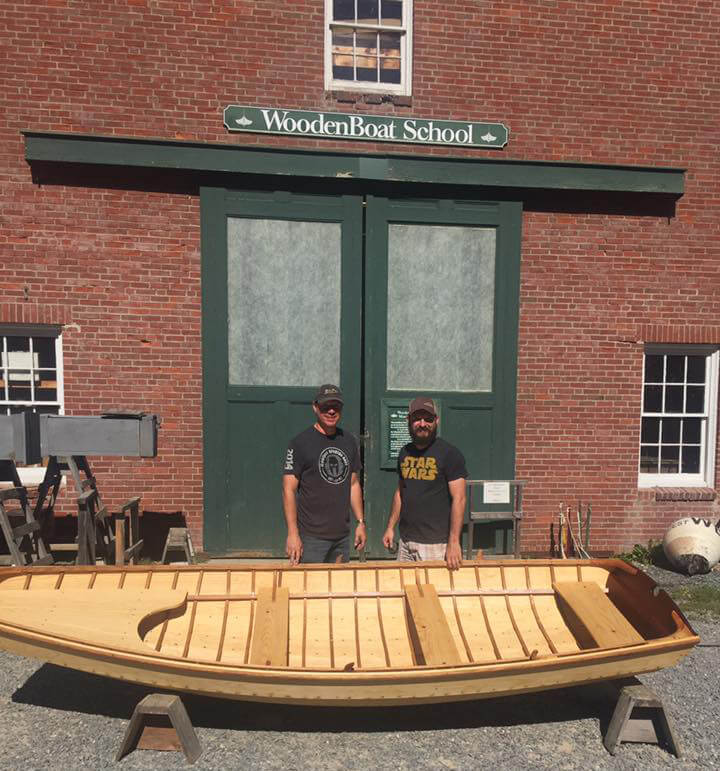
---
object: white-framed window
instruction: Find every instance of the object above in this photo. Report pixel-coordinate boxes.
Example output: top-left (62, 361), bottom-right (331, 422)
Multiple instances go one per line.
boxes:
top-left (1, 326), bottom-right (65, 485)
top-left (638, 345), bottom-right (719, 488)
top-left (325, 0), bottom-right (413, 95)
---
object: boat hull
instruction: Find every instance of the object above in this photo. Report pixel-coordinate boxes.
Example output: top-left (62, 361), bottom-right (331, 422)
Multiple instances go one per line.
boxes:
top-left (0, 560), bottom-right (698, 706)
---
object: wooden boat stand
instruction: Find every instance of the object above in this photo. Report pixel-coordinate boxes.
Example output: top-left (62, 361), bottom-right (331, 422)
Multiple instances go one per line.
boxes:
top-left (604, 677), bottom-right (682, 757)
top-left (116, 694), bottom-right (201, 764)
top-left (0, 459), bottom-right (53, 567)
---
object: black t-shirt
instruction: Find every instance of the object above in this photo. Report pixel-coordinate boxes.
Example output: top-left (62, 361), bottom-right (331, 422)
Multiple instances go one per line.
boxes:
top-left (283, 426), bottom-right (361, 540)
top-left (397, 437), bottom-right (467, 544)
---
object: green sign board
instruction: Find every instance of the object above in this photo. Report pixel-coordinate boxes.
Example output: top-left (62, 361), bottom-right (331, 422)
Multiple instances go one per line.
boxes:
top-left (224, 105), bottom-right (508, 149)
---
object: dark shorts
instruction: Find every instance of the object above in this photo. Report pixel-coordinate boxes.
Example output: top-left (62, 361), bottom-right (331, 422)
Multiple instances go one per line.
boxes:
top-left (300, 532), bottom-right (350, 564)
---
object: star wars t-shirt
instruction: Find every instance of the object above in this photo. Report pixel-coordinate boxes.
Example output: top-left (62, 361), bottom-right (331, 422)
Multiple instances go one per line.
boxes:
top-left (283, 426), bottom-right (361, 540)
top-left (397, 437), bottom-right (467, 544)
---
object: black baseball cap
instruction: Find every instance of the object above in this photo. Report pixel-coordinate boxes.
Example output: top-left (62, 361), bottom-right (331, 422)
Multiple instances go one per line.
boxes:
top-left (315, 384), bottom-right (344, 406)
top-left (408, 396), bottom-right (437, 418)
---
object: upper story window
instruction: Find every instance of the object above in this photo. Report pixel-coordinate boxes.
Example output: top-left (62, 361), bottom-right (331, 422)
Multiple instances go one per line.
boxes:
top-left (1, 326), bottom-right (64, 417)
top-left (639, 346), bottom-right (719, 488)
top-left (325, 0), bottom-right (413, 95)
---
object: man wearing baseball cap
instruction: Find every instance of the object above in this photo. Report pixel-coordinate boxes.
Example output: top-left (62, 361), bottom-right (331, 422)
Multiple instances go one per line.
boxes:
top-left (382, 396), bottom-right (467, 569)
top-left (282, 384), bottom-right (366, 564)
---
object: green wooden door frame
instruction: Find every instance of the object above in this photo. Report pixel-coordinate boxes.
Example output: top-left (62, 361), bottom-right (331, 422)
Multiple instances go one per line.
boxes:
top-left (201, 187), bottom-right (363, 553)
top-left (362, 197), bottom-right (522, 555)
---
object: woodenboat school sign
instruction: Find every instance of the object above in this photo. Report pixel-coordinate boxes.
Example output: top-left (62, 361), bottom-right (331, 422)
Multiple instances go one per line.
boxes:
top-left (224, 105), bottom-right (509, 149)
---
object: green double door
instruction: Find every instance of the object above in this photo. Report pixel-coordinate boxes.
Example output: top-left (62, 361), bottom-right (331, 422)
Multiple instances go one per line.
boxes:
top-left (202, 187), bottom-right (521, 557)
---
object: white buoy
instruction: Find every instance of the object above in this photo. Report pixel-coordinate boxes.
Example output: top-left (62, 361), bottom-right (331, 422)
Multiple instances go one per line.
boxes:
top-left (662, 517), bottom-right (720, 575)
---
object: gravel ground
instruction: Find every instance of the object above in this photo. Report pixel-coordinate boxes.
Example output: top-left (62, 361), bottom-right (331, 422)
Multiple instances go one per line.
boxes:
top-left (0, 567), bottom-right (718, 770)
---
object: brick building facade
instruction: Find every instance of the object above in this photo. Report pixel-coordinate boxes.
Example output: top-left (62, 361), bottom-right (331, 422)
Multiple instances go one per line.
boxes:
top-left (2, 1), bottom-right (719, 556)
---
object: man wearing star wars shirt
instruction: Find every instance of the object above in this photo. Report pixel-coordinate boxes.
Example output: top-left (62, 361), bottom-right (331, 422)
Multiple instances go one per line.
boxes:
top-left (383, 396), bottom-right (467, 569)
top-left (282, 384), bottom-right (366, 564)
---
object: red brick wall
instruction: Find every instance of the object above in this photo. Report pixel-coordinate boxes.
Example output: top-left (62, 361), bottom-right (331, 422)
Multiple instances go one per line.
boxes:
top-left (2, 2), bottom-right (719, 553)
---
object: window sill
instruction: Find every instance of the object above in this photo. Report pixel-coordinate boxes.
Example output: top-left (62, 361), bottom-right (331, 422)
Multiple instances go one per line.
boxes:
top-left (325, 91), bottom-right (412, 107)
top-left (652, 487), bottom-right (716, 502)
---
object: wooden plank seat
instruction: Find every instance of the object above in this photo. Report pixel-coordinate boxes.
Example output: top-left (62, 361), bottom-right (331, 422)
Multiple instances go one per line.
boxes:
top-left (404, 583), bottom-right (462, 666)
top-left (249, 585), bottom-right (290, 667)
top-left (553, 581), bottom-right (644, 650)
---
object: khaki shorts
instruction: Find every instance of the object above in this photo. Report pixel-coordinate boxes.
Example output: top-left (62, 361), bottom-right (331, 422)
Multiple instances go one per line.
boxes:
top-left (397, 539), bottom-right (447, 562)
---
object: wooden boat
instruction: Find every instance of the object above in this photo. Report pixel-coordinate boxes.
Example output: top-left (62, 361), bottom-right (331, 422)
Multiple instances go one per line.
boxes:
top-left (0, 559), bottom-right (698, 706)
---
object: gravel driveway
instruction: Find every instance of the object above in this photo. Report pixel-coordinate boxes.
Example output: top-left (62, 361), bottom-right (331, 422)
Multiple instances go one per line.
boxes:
top-left (0, 566), bottom-right (718, 770)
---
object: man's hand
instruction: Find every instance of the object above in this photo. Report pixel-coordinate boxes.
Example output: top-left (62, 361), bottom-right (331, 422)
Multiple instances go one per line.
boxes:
top-left (286, 532), bottom-right (303, 565)
top-left (445, 540), bottom-right (462, 570)
top-left (354, 522), bottom-right (367, 551)
top-left (382, 527), bottom-right (395, 551)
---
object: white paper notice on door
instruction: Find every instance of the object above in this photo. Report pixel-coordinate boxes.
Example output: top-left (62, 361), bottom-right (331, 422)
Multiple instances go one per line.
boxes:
top-left (483, 482), bottom-right (510, 504)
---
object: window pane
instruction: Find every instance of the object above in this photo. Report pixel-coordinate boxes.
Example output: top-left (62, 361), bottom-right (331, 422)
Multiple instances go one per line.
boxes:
top-left (35, 369), bottom-right (57, 402)
top-left (660, 445), bottom-right (679, 473)
top-left (356, 57), bottom-right (377, 81)
top-left (686, 385), bottom-right (705, 413)
top-left (332, 26), bottom-right (354, 54)
top-left (333, 0), bottom-right (355, 22)
top-left (683, 417), bottom-right (701, 444)
top-left (34, 337), bottom-right (57, 369)
top-left (387, 224), bottom-right (496, 391)
top-left (643, 385), bottom-right (662, 412)
top-left (662, 417), bottom-right (680, 443)
top-left (356, 29), bottom-right (377, 52)
top-left (357, 0), bottom-right (379, 23)
top-left (641, 417), bottom-right (660, 443)
top-left (227, 218), bottom-right (341, 387)
top-left (380, 31), bottom-right (400, 55)
top-left (3, 337), bottom-right (33, 372)
top-left (665, 385), bottom-right (683, 412)
top-left (640, 445), bottom-right (658, 473)
top-left (333, 56), bottom-right (354, 80)
top-left (682, 446), bottom-right (700, 474)
top-left (687, 355), bottom-right (706, 383)
top-left (380, 57), bottom-right (401, 83)
top-left (381, 0), bottom-right (403, 25)
top-left (644, 354), bottom-right (663, 383)
top-left (666, 354), bottom-right (685, 383)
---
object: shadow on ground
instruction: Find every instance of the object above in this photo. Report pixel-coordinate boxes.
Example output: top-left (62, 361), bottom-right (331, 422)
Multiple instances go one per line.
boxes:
top-left (13, 663), bottom-right (616, 735)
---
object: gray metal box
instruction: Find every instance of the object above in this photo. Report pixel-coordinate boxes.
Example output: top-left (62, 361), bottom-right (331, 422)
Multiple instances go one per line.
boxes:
top-left (0, 412), bottom-right (42, 464)
top-left (39, 413), bottom-right (158, 458)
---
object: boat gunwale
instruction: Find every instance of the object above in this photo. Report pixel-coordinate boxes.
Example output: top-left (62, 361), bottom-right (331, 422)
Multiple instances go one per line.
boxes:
top-left (0, 557), bottom-right (640, 576)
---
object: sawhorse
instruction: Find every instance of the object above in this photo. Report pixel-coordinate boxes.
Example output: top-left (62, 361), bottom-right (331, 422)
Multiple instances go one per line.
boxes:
top-left (0, 459), bottom-right (53, 566)
top-left (39, 455), bottom-right (115, 564)
top-left (604, 677), bottom-right (682, 757)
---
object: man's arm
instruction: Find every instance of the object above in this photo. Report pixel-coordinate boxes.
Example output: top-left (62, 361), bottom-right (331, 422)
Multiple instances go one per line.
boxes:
top-left (382, 483), bottom-right (402, 551)
top-left (282, 474), bottom-right (302, 565)
top-left (445, 477), bottom-right (466, 570)
top-left (349, 471), bottom-right (366, 551)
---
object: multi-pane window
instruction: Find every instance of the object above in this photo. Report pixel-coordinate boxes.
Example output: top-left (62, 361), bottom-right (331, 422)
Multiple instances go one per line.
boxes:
top-left (0, 327), bottom-right (64, 416)
top-left (639, 347), bottom-right (719, 487)
top-left (325, 0), bottom-right (412, 94)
